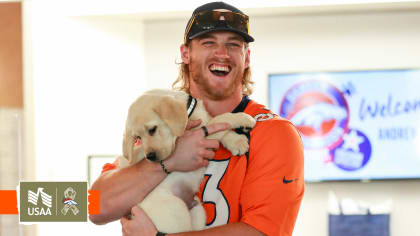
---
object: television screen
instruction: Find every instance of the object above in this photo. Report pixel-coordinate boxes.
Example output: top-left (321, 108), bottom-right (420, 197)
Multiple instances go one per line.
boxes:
top-left (268, 69), bottom-right (420, 182)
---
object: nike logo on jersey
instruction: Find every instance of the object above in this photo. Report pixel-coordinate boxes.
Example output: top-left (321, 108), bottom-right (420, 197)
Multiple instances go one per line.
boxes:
top-left (283, 176), bottom-right (298, 184)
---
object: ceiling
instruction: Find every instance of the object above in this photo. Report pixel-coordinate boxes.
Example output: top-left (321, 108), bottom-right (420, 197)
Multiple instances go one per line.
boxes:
top-left (5, 0), bottom-right (420, 19)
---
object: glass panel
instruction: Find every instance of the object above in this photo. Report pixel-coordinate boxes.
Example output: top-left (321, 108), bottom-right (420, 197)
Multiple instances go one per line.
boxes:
top-left (0, 108), bottom-right (22, 236)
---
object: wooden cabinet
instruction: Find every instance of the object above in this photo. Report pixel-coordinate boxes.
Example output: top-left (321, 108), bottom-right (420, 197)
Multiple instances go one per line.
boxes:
top-left (0, 2), bottom-right (22, 108)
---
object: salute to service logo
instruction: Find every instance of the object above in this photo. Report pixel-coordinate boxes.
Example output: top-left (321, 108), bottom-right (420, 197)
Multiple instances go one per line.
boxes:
top-left (20, 182), bottom-right (87, 222)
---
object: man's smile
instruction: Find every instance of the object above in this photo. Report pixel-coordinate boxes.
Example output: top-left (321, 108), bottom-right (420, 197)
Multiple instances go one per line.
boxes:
top-left (209, 63), bottom-right (231, 77)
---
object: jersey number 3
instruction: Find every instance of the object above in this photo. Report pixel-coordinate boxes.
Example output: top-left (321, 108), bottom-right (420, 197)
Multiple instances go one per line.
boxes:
top-left (201, 159), bottom-right (230, 227)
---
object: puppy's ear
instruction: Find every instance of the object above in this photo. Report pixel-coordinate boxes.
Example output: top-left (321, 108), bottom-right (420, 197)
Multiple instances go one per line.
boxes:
top-left (123, 130), bottom-right (145, 165)
top-left (122, 130), bottom-right (134, 164)
top-left (154, 96), bottom-right (188, 137)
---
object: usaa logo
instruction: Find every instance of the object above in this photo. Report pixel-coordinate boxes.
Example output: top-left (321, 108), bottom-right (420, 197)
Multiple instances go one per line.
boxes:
top-left (279, 80), bottom-right (350, 149)
top-left (27, 188), bottom-right (52, 216)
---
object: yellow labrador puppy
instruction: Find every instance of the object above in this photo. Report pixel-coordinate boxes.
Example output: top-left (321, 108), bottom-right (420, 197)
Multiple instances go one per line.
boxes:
top-left (119, 89), bottom-right (255, 233)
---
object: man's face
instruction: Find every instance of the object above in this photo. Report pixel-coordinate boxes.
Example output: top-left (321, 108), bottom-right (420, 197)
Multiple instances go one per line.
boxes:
top-left (182, 31), bottom-right (250, 100)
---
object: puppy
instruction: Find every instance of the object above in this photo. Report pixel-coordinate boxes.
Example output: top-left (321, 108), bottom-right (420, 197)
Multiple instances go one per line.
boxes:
top-left (119, 89), bottom-right (255, 233)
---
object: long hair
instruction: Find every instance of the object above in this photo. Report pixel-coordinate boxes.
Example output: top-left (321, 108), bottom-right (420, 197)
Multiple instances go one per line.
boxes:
top-left (172, 43), bottom-right (254, 96)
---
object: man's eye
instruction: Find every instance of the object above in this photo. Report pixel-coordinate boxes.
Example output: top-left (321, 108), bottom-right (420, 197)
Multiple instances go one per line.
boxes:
top-left (148, 126), bottom-right (157, 136)
top-left (227, 43), bottom-right (240, 47)
top-left (203, 41), bottom-right (215, 45)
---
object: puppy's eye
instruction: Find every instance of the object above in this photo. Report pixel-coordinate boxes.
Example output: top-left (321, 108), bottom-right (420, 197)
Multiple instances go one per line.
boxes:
top-left (148, 126), bottom-right (157, 136)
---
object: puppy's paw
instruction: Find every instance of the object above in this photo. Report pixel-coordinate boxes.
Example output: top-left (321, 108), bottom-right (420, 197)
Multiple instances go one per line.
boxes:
top-left (223, 133), bottom-right (249, 156)
top-left (232, 113), bottom-right (256, 130)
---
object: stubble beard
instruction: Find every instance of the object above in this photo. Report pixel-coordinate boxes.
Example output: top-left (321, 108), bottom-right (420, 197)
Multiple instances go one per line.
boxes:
top-left (189, 62), bottom-right (243, 101)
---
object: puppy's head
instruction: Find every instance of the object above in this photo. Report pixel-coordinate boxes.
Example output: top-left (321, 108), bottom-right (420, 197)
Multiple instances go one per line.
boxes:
top-left (123, 94), bottom-right (188, 165)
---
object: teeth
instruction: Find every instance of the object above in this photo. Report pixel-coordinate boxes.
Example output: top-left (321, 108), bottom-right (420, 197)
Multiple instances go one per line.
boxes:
top-left (210, 64), bottom-right (230, 72)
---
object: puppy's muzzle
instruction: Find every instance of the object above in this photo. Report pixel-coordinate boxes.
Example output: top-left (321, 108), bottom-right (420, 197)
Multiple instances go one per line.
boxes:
top-left (146, 152), bottom-right (157, 162)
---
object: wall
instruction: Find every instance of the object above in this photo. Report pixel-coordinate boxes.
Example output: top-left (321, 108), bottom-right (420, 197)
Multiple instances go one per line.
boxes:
top-left (27, 13), bottom-right (146, 181)
top-left (23, 3), bottom-right (146, 235)
top-left (142, 9), bottom-right (420, 236)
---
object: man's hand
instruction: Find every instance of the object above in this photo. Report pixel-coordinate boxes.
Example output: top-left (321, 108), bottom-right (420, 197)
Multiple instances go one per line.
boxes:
top-left (164, 119), bottom-right (230, 172)
top-left (121, 206), bottom-right (157, 236)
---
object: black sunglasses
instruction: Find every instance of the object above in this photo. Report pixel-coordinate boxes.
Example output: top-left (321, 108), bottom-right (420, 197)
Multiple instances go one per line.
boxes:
top-left (184, 11), bottom-right (250, 43)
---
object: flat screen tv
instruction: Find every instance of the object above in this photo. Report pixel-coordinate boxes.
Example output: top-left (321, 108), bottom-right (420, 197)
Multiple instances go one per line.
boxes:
top-left (268, 69), bottom-right (420, 182)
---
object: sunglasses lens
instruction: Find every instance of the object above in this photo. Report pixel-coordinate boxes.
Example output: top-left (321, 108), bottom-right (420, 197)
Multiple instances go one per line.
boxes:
top-left (194, 11), bottom-right (249, 33)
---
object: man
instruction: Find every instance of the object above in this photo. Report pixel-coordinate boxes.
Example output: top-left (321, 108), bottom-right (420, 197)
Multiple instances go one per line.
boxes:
top-left (90, 2), bottom-right (304, 236)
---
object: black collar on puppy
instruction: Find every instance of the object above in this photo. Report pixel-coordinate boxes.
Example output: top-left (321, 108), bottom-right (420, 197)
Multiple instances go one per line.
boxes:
top-left (187, 95), bottom-right (197, 118)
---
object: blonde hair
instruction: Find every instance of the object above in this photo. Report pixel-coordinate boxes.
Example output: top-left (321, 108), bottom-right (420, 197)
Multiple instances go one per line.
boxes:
top-left (172, 43), bottom-right (254, 96)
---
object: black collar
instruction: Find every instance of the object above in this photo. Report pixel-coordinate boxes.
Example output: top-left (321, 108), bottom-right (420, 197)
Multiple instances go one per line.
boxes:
top-left (187, 95), bottom-right (197, 118)
top-left (232, 96), bottom-right (250, 113)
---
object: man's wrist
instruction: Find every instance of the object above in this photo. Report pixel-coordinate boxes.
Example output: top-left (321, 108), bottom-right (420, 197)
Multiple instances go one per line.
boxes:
top-left (161, 157), bottom-right (175, 173)
top-left (159, 160), bottom-right (171, 175)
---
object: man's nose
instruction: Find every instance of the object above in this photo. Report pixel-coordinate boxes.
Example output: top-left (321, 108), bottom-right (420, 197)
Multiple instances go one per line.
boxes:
top-left (214, 44), bottom-right (229, 59)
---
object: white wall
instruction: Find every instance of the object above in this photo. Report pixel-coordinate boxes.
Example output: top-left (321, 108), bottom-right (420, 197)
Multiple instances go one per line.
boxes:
top-left (24, 2), bottom-right (146, 235)
top-left (142, 10), bottom-right (420, 236)
top-left (29, 12), bottom-right (146, 180)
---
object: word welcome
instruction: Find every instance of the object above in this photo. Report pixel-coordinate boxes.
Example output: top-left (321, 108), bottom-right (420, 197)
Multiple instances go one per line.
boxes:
top-left (359, 95), bottom-right (420, 121)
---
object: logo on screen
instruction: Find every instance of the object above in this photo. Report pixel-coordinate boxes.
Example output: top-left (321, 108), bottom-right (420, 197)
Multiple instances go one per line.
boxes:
top-left (279, 80), bottom-right (350, 149)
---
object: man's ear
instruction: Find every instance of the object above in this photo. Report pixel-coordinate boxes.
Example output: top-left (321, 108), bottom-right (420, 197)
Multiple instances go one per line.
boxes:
top-left (180, 44), bottom-right (190, 64)
top-left (245, 48), bottom-right (250, 69)
top-left (153, 96), bottom-right (188, 137)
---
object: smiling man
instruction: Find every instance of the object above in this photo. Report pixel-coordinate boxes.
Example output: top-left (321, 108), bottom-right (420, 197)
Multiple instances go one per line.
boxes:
top-left (120, 2), bottom-right (305, 236)
top-left (91, 2), bottom-right (305, 236)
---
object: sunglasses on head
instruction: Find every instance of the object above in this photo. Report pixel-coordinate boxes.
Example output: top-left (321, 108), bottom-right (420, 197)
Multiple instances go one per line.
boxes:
top-left (184, 11), bottom-right (250, 43)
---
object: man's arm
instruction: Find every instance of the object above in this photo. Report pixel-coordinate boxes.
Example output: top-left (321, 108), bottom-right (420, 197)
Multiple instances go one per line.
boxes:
top-left (89, 121), bottom-right (230, 225)
top-left (172, 223), bottom-right (265, 236)
top-left (89, 159), bottom-right (166, 224)
top-left (121, 206), bottom-right (265, 236)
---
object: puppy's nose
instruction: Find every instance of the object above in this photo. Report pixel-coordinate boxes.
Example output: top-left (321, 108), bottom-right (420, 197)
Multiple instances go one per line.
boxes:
top-left (146, 152), bottom-right (157, 162)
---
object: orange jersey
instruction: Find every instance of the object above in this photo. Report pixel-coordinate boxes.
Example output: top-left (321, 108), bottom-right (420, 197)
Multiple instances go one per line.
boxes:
top-left (101, 96), bottom-right (304, 236)
top-left (196, 97), bottom-right (305, 236)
